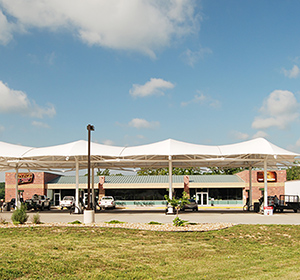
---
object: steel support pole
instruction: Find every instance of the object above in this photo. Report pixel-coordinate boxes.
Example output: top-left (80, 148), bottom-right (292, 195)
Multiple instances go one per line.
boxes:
top-left (264, 159), bottom-right (268, 215)
top-left (168, 156), bottom-right (172, 199)
top-left (75, 157), bottom-right (79, 213)
top-left (15, 167), bottom-right (19, 208)
top-left (92, 166), bottom-right (95, 208)
top-left (87, 124), bottom-right (94, 210)
top-left (249, 166), bottom-right (252, 207)
top-left (167, 156), bottom-right (174, 214)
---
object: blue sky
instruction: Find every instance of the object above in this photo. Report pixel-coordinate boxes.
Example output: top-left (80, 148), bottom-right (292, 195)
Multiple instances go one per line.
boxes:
top-left (1, 0), bottom-right (300, 154)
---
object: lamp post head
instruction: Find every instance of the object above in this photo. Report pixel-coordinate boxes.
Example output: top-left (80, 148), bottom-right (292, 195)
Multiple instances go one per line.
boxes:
top-left (87, 124), bottom-right (95, 131)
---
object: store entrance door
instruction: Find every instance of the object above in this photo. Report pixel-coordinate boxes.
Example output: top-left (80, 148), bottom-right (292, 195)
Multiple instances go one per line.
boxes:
top-left (196, 192), bottom-right (209, 206)
top-left (54, 193), bottom-right (60, 206)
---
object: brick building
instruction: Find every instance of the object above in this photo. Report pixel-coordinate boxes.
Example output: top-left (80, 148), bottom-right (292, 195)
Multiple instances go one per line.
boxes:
top-left (5, 170), bottom-right (287, 207)
top-left (5, 172), bottom-right (60, 202)
top-left (238, 170), bottom-right (286, 202)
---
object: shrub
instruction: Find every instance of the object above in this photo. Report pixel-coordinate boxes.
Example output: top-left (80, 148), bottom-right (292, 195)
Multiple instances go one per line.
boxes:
top-left (173, 217), bottom-right (187, 227)
top-left (32, 213), bottom-right (42, 224)
top-left (106, 220), bottom-right (124, 224)
top-left (0, 217), bottom-right (7, 224)
top-left (68, 220), bottom-right (82, 224)
top-left (148, 221), bottom-right (162, 225)
top-left (11, 204), bottom-right (28, 225)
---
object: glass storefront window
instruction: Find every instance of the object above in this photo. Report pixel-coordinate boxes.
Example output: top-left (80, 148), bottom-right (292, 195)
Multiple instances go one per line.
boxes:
top-left (106, 189), bottom-right (168, 200)
top-left (209, 188), bottom-right (242, 200)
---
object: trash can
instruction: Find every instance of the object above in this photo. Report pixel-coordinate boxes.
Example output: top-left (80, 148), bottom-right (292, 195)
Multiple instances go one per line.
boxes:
top-left (254, 202), bottom-right (260, 213)
top-left (264, 206), bottom-right (273, 215)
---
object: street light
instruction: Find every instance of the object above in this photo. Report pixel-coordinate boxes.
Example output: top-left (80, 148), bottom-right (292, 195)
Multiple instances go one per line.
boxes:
top-left (87, 124), bottom-right (94, 210)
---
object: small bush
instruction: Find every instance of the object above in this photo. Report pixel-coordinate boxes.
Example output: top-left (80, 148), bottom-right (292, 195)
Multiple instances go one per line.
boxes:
top-left (11, 204), bottom-right (28, 225)
top-left (173, 217), bottom-right (187, 227)
top-left (0, 217), bottom-right (7, 224)
top-left (32, 213), bottom-right (42, 224)
top-left (68, 220), bottom-right (82, 224)
top-left (106, 220), bottom-right (124, 224)
top-left (148, 221), bottom-right (162, 225)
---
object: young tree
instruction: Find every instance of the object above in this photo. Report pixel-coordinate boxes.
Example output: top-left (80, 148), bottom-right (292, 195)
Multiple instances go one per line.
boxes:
top-left (286, 162), bottom-right (300, 180)
top-left (164, 191), bottom-right (189, 217)
top-left (0, 182), bottom-right (4, 200)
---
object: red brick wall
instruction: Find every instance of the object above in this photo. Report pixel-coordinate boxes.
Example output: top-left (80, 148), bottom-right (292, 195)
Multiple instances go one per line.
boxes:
top-left (5, 172), bottom-right (59, 202)
top-left (237, 170), bottom-right (286, 202)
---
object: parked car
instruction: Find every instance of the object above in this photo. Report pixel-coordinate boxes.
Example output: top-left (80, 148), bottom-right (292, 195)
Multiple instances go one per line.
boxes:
top-left (99, 196), bottom-right (116, 210)
top-left (60, 196), bottom-right (75, 210)
top-left (25, 194), bottom-right (51, 210)
top-left (180, 199), bottom-right (198, 211)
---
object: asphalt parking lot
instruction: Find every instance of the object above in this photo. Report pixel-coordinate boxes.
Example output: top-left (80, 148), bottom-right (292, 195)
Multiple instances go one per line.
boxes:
top-left (1, 208), bottom-right (300, 225)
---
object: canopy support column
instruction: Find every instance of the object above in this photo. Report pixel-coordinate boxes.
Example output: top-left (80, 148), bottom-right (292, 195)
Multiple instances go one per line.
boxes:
top-left (75, 158), bottom-right (79, 213)
top-left (167, 156), bottom-right (174, 214)
top-left (264, 159), bottom-right (268, 215)
top-left (168, 156), bottom-right (172, 200)
top-left (249, 166), bottom-right (252, 208)
top-left (15, 167), bottom-right (19, 208)
top-left (92, 166), bottom-right (95, 209)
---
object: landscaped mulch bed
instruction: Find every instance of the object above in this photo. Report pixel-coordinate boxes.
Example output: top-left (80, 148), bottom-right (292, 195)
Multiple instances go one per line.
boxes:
top-left (0, 222), bottom-right (235, 231)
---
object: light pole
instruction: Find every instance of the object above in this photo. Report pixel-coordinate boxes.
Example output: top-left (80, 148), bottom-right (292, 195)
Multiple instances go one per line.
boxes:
top-left (87, 124), bottom-right (94, 210)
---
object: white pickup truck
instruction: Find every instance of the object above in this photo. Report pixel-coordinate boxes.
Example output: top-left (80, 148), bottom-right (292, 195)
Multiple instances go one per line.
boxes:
top-left (99, 196), bottom-right (116, 210)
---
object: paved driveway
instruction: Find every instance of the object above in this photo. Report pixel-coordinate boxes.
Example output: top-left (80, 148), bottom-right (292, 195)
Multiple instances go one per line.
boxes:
top-left (1, 209), bottom-right (300, 225)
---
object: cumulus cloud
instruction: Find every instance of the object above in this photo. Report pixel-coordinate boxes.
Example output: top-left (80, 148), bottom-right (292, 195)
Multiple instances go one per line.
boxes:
top-left (0, 0), bottom-right (199, 57)
top-left (31, 121), bottom-right (50, 128)
top-left (282, 65), bottom-right (300, 79)
top-left (128, 118), bottom-right (160, 129)
top-left (231, 131), bottom-right (249, 140)
top-left (0, 81), bottom-right (56, 118)
top-left (130, 78), bottom-right (174, 98)
top-left (252, 90), bottom-right (299, 130)
top-left (252, 131), bottom-right (269, 139)
top-left (0, 10), bottom-right (15, 44)
top-left (102, 139), bottom-right (114, 146)
top-left (181, 46), bottom-right (212, 67)
top-left (181, 91), bottom-right (220, 108)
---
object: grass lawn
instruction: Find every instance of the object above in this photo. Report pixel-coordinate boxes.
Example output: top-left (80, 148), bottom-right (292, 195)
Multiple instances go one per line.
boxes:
top-left (0, 224), bottom-right (300, 279)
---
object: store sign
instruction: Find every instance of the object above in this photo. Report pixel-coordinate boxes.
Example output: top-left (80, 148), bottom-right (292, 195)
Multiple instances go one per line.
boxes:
top-left (257, 171), bottom-right (277, 183)
top-left (18, 173), bottom-right (34, 185)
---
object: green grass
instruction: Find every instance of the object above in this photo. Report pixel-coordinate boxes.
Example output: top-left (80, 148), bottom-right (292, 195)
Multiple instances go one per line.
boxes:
top-left (0, 225), bottom-right (300, 279)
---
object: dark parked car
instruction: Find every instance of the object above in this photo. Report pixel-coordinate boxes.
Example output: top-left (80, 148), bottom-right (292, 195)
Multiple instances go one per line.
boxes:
top-left (180, 199), bottom-right (198, 211)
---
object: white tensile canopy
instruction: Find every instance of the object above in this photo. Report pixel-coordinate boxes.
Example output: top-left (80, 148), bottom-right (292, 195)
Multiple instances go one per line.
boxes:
top-left (1, 137), bottom-right (299, 213)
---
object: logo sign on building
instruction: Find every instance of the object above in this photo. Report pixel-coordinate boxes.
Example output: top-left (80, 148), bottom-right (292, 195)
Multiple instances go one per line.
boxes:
top-left (257, 171), bottom-right (277, 183)
top-left (18, 173), bottom-right (34, 185)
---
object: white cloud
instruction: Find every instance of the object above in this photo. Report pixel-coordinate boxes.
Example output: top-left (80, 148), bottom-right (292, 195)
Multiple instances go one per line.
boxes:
top-left (252, 90), bottom-right (299, 130)
top-left (31, 121), bottom-right (50, 128)
top-left (181, 46), bottom-right (212, 67)
top-left (128, 118), bottom-right (159, 129)
top-left (282, 65), bottom-right (300, 79)
top-left (295, 138), bottom-right (300, 147)
top-left (130, 78), bottom-right (174, 98)
top-left (0, 0), bottom-right (199, 57)
top-left (0, 10), bottom-right (15, 44)
top-left (231, 131), bottom-right (249, 140)
top-left (0, 81), bottom-right (56, 118)
top-left (45, 52), bottom-right (56, 65)
top-left (102, 139), bottom-right (114, 146)
top-left (181, 91), bottom-right (220, 108)
top-left (252, 131), bottom-right (268, 139)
